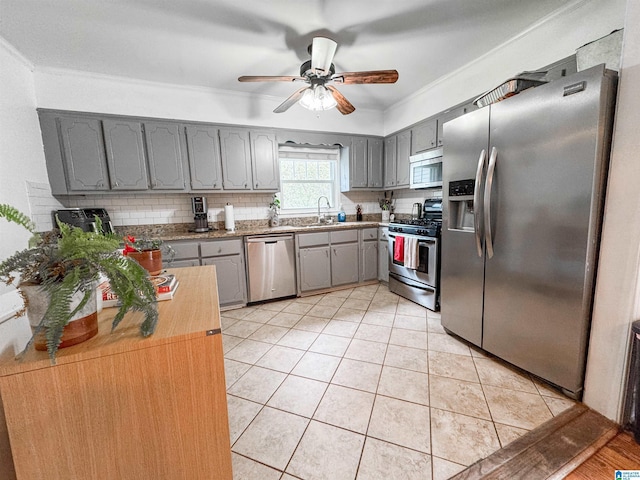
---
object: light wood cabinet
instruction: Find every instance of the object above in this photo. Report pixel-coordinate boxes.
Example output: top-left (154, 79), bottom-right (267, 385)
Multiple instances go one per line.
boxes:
top-left (0, 266), bottom-right (232, 480)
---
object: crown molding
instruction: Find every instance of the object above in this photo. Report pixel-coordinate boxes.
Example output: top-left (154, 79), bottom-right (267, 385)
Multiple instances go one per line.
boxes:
top-left (0, 35), bottom-right (34, 71)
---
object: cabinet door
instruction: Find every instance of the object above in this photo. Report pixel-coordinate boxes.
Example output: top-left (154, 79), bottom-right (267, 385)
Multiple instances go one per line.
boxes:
top-left (58, 117), bottom-right (110, 191)
top-left (299, 246), bottom-right (331, 292)
top-left (350, 137), bottom-right (368, 188)
top-left (250, 130), bottom-right (279, 190)
top-left (384, 136), bottom-right (397, 188)
top-left (202, 255), bottom-right (247, 306)
top-left (185, 125), bottom-right (223, 190)
top-left (411, 119), bottom-right (437, 154)
top-left (437, 105), bottom-right (471, 147)
top-left (102, 119), bottom-right (148, 190)
top-left (378, 240), bottom-right (389, 282)
top-left (396, 130), bottom-right (411, 187)
top-left (144, 122), bottom-right (185, 190)
top-left (331, 243), bottom-right (359, 286)
top-left (368, 137), bottom-right (384, 188)
top-left (361, 241), bottom-right (378, 282)
top-left (219, 128), bottom-right (252, 190)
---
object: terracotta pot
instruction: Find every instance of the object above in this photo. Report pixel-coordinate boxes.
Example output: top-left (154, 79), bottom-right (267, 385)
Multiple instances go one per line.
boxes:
top-left (127, 249), bottom-right (163, 275)
top-left (20, 283), bottom-right (99, 351)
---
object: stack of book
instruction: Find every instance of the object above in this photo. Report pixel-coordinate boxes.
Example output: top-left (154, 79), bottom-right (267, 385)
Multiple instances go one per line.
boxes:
top-left (99, 273), bottom-right (180, 308)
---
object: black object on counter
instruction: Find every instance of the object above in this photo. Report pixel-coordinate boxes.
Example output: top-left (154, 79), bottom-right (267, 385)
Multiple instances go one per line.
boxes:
top-left (356, 204), bottom-right (363, 221)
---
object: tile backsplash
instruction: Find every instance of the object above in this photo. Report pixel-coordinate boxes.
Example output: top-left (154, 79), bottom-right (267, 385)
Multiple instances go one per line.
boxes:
top-left (60, 188), bottom-right (441, 228)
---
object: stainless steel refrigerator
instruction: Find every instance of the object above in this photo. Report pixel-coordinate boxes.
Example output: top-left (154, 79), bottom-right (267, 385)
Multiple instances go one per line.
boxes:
top-left (441, 65), bottom-right (617, 398)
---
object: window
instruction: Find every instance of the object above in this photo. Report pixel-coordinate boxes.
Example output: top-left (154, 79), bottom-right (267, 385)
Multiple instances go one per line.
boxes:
top-left (278, 145), bottom-right (340, 211)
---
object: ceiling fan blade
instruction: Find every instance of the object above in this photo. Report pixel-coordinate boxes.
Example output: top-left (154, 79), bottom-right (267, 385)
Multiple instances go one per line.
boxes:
top-left (332, 70), bottom-right (399, 84)
top-left (311, 37), bottom-right (338, 74)
top-left (274, 86), bottom-right (309, 113)
top-left (238, 75), bottom-right (305, 82)
top-left (326, 86), bottom-right (355, 115)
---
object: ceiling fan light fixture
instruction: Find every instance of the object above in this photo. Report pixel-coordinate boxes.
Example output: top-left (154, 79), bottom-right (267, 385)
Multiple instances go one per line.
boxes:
top-left (299, 85), bottom-right (337, 111)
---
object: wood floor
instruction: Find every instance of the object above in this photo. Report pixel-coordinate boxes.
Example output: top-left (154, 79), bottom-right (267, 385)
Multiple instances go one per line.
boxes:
top-left (450, 403), bottom-right (640, 480)
top-left (566, 431), bottom-right (640, 479)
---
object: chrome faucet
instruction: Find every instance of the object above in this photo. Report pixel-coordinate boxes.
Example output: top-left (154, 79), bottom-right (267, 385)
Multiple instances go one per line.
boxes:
top-left (317, 196), bottom-right (331, 223)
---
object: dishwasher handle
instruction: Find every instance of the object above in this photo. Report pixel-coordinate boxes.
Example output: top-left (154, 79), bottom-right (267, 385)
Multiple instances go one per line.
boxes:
top-left (246, 234), bottom-right (294, 243)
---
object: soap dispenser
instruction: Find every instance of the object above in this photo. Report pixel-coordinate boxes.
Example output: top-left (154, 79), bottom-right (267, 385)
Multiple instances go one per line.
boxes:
top-left (337, 205), bottom-right (346, 222)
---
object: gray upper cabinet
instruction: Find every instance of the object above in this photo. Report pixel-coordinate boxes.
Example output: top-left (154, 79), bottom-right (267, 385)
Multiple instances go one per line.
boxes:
top-left (102, 119), bottom-right (148, 190)
top-left (368, 137), bottom-right (384, 188)
top-left (411, 119), bottom-right (437, 154)
top-left (437, 103), bottom-right (474, 147)
top-left (341, 136), bottom-right (383, 191)
top-left (395, 129), bottom-right (411, 187)
top-left (250, 130), bottom-right (279, 190)
top-left (143, 122), bottom-right (185, 190)
top-left (384, 136), bottom-right (397, 188)
top-left (350, 137), bottom-right (368, 188)
top-left (184, 125), bottom-right (223, 190)
top-left (58, 117), bottom-right (110, 191)
top-left (219, 128), bottom-right (252, 190)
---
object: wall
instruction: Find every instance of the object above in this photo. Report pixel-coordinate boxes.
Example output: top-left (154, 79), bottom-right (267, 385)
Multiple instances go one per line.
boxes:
top-left (583, 0), bottom-right (640, 421)
top-left (384, 0), bottom-right (627, 135)
top-left (33, 68), bottom-right (384, 136)
top-left (0, 39), bottom-right (48, 362)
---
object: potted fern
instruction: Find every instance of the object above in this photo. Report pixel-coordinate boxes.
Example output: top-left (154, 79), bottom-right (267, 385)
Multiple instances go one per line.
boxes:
top-left (0, 204), bottom-right (158, 363)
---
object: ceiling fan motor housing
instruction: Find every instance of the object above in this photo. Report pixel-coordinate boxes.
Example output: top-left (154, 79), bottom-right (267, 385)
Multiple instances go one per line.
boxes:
top-left (300, 60), bottom-right (335, 78)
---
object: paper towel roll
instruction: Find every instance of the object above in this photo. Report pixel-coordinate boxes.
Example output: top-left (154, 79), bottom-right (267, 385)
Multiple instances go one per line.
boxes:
top-left (224, 204), bottom-right (235, 231)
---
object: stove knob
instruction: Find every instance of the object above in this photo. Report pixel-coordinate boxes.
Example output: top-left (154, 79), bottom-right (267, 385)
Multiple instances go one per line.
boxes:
top-left (398, 227), bottom-right (403, 233)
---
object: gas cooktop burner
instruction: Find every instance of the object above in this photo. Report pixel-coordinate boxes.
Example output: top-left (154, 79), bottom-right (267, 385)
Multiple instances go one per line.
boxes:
top-left (394, 218), bottom-right (442, 227)
top-left (389, 218), bottom-right (442, 237)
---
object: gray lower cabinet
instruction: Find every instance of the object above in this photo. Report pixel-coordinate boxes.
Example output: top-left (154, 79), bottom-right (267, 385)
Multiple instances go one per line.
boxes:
top-left (378, 227), bottom-right (389, 282)
top-left (329, 230), bottom-right (359, 287)
top-left (360, 228), bottom-right (378, 282)
top-left (219, 128), bottom-right (252, 190)
top-left (102, 119), bottom-right (149, 190)
top-left (250, 130), bottom-right (280, 190)
top-left (331, 243), bottom-right (359, 286)
top-left (164, 238), bottom-right (246, 307)
top-left (143, 122), bottom-right (185, 190)
top-left (57, 116), bottom-right (110, 191)
top-left (184, 125), bottom-right (223, 190)
top-left (201, 239), bottom-right (247, 307)
top-left (299, 246), bottom-right (332, 291)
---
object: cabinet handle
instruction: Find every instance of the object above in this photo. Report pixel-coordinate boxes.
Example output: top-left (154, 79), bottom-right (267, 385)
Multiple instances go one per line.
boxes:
top-left (213, 183), bottom-right (217, 188)
top-left (333, 248), bottom-right (337, 255)
top-left (114, 181), bottom-right (119, 187)
top-left (218, 247), bottom-right (222, 254)
top-left (244, 183), bottom-right (248, 188)
top-left (255, 183), bottom-right (258, 188)
top-left (325, 250), bottom-right (329, 258)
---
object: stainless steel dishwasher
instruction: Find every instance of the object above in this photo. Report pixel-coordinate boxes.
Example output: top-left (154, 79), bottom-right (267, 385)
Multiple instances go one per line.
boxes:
top-left (245, 234), bottom-right (297, 303)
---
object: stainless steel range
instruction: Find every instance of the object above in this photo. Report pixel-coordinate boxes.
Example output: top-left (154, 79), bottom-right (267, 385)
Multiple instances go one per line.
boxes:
top-left (388, 199), bottom-right (442, 311)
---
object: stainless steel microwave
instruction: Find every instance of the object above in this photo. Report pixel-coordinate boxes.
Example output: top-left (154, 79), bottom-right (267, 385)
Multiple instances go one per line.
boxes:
top-left (409, 147), bottom-right (443, 189)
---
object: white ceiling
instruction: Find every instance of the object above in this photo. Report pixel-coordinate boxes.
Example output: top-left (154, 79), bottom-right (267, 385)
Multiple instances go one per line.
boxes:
top-left (1, 0), bottom-right (579, 111)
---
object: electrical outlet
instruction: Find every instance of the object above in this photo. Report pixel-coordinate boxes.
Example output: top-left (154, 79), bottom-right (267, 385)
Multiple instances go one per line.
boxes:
top-left (207, 208), bottom-right (215, 222)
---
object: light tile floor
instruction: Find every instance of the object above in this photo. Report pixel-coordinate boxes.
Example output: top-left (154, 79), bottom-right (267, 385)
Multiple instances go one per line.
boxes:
top-left (221, 284), bottom-right (576, 480)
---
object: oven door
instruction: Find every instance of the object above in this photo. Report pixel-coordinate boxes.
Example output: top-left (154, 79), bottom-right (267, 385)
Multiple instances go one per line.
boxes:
top-left (388, 232), bottom-right (438, 287)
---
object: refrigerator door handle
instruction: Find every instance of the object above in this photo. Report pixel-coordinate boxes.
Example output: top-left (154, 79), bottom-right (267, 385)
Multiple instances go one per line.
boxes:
top-left (473, 149), bottom-right (486, 257)
top-left (484, 146), bottom-right (498, 259)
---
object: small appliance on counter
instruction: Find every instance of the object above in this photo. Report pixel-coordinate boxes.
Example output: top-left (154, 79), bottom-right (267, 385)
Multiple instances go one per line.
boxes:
top-left (224, 203), bottom-right (235, 232)
top-left (191, 197), bottom-right (211, 233)
top-left (55, 208), bottom-right (114, 234)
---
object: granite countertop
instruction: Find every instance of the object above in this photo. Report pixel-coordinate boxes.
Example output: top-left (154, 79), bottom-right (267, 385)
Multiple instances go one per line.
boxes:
top-left (156, 221), bottom-right (388, 242)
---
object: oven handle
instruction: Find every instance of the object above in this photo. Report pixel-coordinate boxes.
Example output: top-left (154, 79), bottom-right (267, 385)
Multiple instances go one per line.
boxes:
top-left (473, 149), bottom-right (486, 258)
top-left (389, 273), bottom-right (435, 293)
top-left (484, 146), bottom-right (498, 259)
top-left (388, 234), bottom-right (436, 242)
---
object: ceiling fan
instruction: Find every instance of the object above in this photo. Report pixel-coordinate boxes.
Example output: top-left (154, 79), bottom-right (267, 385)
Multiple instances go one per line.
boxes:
top-left (238, 37), bottom-right (399, 115)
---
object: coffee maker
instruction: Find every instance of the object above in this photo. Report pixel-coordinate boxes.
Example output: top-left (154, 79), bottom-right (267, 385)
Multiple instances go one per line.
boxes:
top-left (191, 197), bottom-right (210, 232)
